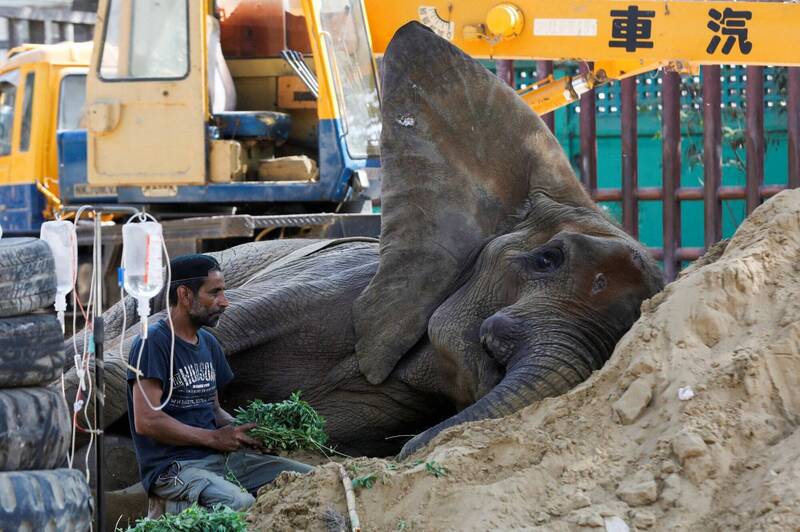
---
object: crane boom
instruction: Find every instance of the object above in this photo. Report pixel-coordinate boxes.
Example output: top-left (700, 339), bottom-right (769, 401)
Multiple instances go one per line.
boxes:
top-left (364, 0), bottom-right (800, 114)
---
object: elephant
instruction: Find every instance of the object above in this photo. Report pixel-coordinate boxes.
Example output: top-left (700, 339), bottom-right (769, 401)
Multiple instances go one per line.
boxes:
top-left (61, 22), bottom-right (663, 461)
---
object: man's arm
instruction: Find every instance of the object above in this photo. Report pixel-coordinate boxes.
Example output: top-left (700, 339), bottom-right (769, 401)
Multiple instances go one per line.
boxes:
top-left (214, 393), bottom-right (235, 427)
top-left (132, 378), bottom-right (258, 451)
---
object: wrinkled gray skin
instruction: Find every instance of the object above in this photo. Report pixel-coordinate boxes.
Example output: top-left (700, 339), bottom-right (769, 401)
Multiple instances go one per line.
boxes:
top-left (61, 23), bottom-right (663, 461)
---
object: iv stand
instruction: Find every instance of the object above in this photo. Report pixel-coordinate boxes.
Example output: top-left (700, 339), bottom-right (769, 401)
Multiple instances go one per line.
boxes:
top-left (63, 205), bottom-right (141, 532)
top-left (92, 212), bottom-right (105, 532)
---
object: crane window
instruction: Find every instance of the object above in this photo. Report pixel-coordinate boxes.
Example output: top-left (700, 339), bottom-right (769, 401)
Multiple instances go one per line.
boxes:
top-left (19, 72), bottom-right (35, 152)
top-left (218, 0), bottom-right (312, 58)
top-left (319, 0), bottom-right (381, 159)
top-left (58, 74), bottom-right (87, 131)
top-left (99, 0), bottom-right (189, 80)
top-left (0, 81), bottom-right (16, 157)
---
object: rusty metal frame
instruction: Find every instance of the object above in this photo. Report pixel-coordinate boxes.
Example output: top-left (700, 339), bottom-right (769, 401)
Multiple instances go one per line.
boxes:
top-left (581, 66), bottom-right (800, 281)
top-left (537, 60), bottom-right (555, 132)
top-left (495, 62), bottom-right (798, 280)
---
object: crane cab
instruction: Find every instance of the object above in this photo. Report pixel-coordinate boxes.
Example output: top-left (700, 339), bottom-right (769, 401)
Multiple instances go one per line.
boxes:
top-left (0, 42), bottom-right (89, 233)
top-left (81, 0), bottom-right (381, 212)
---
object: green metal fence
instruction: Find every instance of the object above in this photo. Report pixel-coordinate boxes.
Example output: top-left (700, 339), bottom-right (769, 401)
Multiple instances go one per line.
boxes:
top-left (495, 61), bottom-right (791, 257)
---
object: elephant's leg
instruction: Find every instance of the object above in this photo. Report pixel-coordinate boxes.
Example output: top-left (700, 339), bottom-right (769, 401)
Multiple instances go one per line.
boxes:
top-left (302, 343), bottom-right (497, 457)
top-left (310, 355), bottom-right (457, 457)
top-left (394, 341), bottom-right (504, 412)
top-left (364, 342), bottom-right (505, 457)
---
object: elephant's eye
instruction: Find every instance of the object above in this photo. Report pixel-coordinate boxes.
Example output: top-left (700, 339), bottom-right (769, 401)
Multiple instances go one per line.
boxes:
top-left (531, 248), bottom-right (564, 272)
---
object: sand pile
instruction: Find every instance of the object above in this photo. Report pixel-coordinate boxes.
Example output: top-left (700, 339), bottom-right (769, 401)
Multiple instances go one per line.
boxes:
top-left (249, 189), bottom-right (800, 532)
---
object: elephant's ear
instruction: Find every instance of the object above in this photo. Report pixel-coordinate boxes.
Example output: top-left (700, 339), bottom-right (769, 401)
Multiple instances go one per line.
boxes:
top-left (353, 22), bottom-right (594, 384)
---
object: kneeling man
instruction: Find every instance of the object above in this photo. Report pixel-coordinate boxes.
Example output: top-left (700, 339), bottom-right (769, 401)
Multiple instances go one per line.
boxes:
top-left (127, 254), bottom-right (312, 511)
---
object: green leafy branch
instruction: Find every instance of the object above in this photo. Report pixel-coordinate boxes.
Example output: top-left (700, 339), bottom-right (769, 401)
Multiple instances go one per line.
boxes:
top-left (121, 504), bottom-right (247, 532)
top-left (412, 459), bottom-right (448, 478)
top-left (424, 460), bottom-right (447, 478)
top-left (233, 392), bottom-right (328, 453)
top-left (351, 473), bottom-right (378, 490)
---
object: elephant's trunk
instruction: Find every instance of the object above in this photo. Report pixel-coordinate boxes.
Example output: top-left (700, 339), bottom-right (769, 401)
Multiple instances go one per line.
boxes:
top-left (399, 347), bottom-right (595, 457)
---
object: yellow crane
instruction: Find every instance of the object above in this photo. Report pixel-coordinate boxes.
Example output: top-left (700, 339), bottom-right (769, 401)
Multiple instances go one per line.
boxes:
top-left (363, 0), bottom-right (800, 114)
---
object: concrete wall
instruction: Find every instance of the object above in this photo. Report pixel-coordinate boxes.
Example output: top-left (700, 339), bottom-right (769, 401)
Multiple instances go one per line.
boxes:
top-left (0, 1), bottom-right (95, 54)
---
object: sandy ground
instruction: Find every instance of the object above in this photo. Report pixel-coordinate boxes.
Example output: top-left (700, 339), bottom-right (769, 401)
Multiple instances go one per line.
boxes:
top-left (248, 189), bottom-right (800, 532)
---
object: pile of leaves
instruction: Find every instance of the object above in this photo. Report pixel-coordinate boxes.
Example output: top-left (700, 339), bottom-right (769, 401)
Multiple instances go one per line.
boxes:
top-left (233, 391), bottom-right (328, 452)
top-left (122, 504), bottom-right (247, 531)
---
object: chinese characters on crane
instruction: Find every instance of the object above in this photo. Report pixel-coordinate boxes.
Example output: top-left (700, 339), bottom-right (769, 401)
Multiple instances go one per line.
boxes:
top-left (706, 8), bottom-right (753, 55)
top-left (607, 5), bottom-right (753, 56)
top-left (609, 5), bottom-right (655, 52)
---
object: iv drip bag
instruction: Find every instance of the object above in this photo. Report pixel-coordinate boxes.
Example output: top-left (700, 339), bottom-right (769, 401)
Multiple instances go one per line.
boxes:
top-left (40, 220), bottom-right (77, 329)
top-left (122, 221), bottom-right (164, 323)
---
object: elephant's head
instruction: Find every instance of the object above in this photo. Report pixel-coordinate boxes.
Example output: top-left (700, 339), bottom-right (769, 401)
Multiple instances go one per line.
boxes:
top-left (353, 22), bottom-right (663, 455)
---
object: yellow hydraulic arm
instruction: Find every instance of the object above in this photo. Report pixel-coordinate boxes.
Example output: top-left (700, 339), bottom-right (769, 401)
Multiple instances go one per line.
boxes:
top-left (364, 0), bottom-right (800, 115)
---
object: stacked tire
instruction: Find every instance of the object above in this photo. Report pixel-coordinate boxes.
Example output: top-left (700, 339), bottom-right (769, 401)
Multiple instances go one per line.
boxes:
top-left (0, 238), bottom-right (92, 530)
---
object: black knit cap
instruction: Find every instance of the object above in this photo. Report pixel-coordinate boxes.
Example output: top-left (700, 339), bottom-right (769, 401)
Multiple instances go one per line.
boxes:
top-left (169, 254), bottom-right (221, 285)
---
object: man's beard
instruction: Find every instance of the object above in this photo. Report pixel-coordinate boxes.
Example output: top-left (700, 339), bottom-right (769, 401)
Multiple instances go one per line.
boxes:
top-left (188, 304), bottom-right (224, 328)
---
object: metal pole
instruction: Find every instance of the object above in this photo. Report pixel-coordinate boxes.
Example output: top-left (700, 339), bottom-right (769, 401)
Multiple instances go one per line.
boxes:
top-left (579, 62), bottom-right (597, 192)
top-left (61, 205), bottom-right (139, 532)
top-left (536, 60), bottom-right (555, 132)
top-left (59, 205), bottom-right (139, 532)
top-left (788, 67), bottom-right (800, 188)
top-left (93, 214), bottom-right (105, 532)
top-left (662, 70), bottom-right (682, 282)
top-left (703, 65), bottom-right (722, 248)
top-left (745, 66), bottom-right (764, 214)
top-left (495, 59), bottom-right (515, 88)
top-left (621, 77), bottom-right (639, 238)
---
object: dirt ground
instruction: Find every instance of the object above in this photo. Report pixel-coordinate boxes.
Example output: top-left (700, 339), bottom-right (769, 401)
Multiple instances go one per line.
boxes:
top-left (248, 189), bottom-right (800, 531)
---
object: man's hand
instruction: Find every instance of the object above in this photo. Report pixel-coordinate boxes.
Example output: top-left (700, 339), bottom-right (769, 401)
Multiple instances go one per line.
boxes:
top-left (211, 423), bottom-right (261, 452)
top-left (132, 380), bottom-right (265, 452)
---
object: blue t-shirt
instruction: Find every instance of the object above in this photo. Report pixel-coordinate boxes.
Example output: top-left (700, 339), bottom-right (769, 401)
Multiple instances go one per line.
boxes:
top-left (126, 319), bottom-right (234, 493)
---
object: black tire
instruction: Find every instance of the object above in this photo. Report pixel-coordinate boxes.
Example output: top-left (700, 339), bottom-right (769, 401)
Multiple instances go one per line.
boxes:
top-left (0, 314), bottom-right (65, 388)
top-left (0, 388), bottom-right (70, 471)
top-left (0, 469), bottom-right (92, 531)
top-left (0, 237), bottom-right (56, 318)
